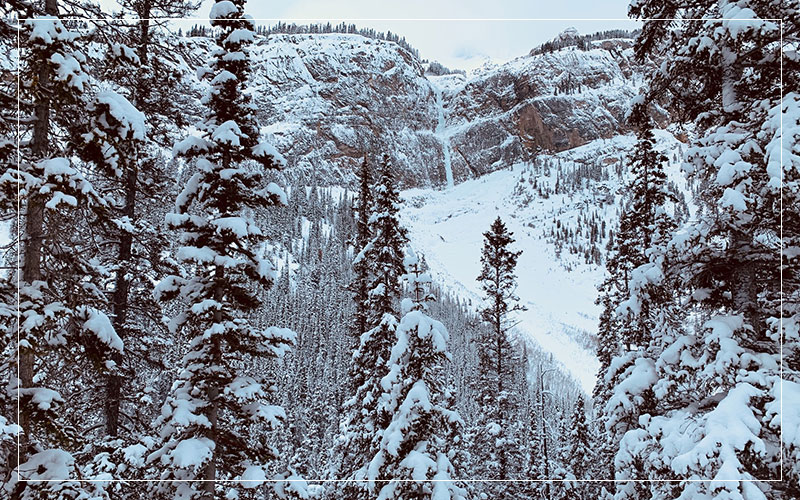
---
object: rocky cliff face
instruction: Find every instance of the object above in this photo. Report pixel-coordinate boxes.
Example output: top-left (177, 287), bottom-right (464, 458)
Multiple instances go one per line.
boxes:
top-left (440, 38), bottom-right (643, 183)
top-left (179, 32), bottom-right (646, 187)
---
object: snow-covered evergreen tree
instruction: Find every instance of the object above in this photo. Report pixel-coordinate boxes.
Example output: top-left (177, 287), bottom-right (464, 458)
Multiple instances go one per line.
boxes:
top-left (363, 155), bottom-right (409, 329)
top-left (83, 0), bottom-right (199, 441)
top-left (603, 1), bottom-right (799, 498)
top-left (593, 281), bottom-right (620, 406)
top-left (333, 155), bottom-right (373, 484)
top-left (333, 156), bottom-right (373, 486)
top-left (351, 155), bottom-right (373, 342)
top-left (0, 5), bottom-right (129, 496)
top-left (615, 109), bottom-right (677, 347)
top-left (339, 154), bottom-right (408, 498)
top-left (367, 247), bottom-right (467, 500)
top-left (588, 103), bottom-right (678, 499)
top-left (468, 216), bottom-right (527, 494)
top-left (78, 68), bottom-right (153, 439)
top-left (148, 1), bottom-right (294, 497)
top-left (565, 395), bottom-right (593, 498)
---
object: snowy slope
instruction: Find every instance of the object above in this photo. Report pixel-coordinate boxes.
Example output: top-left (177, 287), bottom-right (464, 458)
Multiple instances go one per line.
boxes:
top-left (402, 165), bottom-right (601, 392)
top-left (400, 131), bottom-right (689, 393)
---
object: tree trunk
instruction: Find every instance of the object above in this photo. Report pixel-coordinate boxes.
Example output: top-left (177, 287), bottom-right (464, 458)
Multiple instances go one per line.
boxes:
top-left (106, 159), bottom-right (137, 436)
top-left (136, 1), bottom-right (152, 65)
top-left (732, 234), bottom-right (759, 332)
top-left (204, 372), bottom-right (219, 499)
top-left (203, 154), bottom-right (227, 496)
top-left (204, 329), bottom-right (222, 495)
top-left (106, 0), bottom-right (151, 436)
top-left (18, 200), bottom-right (42, 457)
top-left (18, 0), bottom-right (58, 464)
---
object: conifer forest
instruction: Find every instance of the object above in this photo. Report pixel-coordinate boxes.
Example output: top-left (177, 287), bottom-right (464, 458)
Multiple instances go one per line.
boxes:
top-left (0, 0), bottom-right (798, 499)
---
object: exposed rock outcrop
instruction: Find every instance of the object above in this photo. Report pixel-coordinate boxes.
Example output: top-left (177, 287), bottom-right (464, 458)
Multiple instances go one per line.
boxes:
top-left (179, 32), bottom-right (648, 187)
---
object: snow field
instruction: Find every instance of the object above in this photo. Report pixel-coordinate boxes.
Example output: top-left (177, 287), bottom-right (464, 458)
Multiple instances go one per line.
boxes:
top-left (400, 131), bottom-right (689, 393)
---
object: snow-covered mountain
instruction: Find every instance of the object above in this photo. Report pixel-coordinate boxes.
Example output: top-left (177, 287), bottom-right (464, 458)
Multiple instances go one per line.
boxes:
top-left (170, 28), bottom-right (683, 391)
top-left (431, 38), bottom-right (647, 183)
top-left (176, 30), bottom-right (650, 187)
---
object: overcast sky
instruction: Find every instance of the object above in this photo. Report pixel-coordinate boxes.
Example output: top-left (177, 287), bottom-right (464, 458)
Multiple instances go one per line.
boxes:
top-left (136, 0), bottom-right (640, 71)
top-left (246, 1), bottom-right (639, 70)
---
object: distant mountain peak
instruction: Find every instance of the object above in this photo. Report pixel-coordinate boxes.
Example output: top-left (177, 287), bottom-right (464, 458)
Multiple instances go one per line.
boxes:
top-left (558, 27), bottom-right (580, 41)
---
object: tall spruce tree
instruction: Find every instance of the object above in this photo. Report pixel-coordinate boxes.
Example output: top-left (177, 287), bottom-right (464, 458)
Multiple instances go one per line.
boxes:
top-left (363, 155), bottom-right (408, 328)
top-left (476, 216), bottom-right (525, 404)
top-left (0, 5), bottom-right (130, 497)
top-left (87, 0), bottom-right (199, 440)
top-left (471, 216), bottom-right (526, 487)
top-left (615, 110), bottom-right (675, 348)
top-left (333, 155), bottom-right (371, 482)
top-left (589, 106), bottom-right (677, 499)
top-left (351, 155), bottom-right (373, 341)
top-left (340, 154), bottom-right (408, 498)
top-left (147, 1), bottom-right (294, 498)
top-left (77, 64), bottom-right (154, 443)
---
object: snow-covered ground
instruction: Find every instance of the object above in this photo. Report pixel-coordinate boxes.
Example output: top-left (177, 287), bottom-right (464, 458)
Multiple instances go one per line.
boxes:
top-left (400, 131), bottom-right (688, 394)
top-left (401, 164), bottom-right (601, 392)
